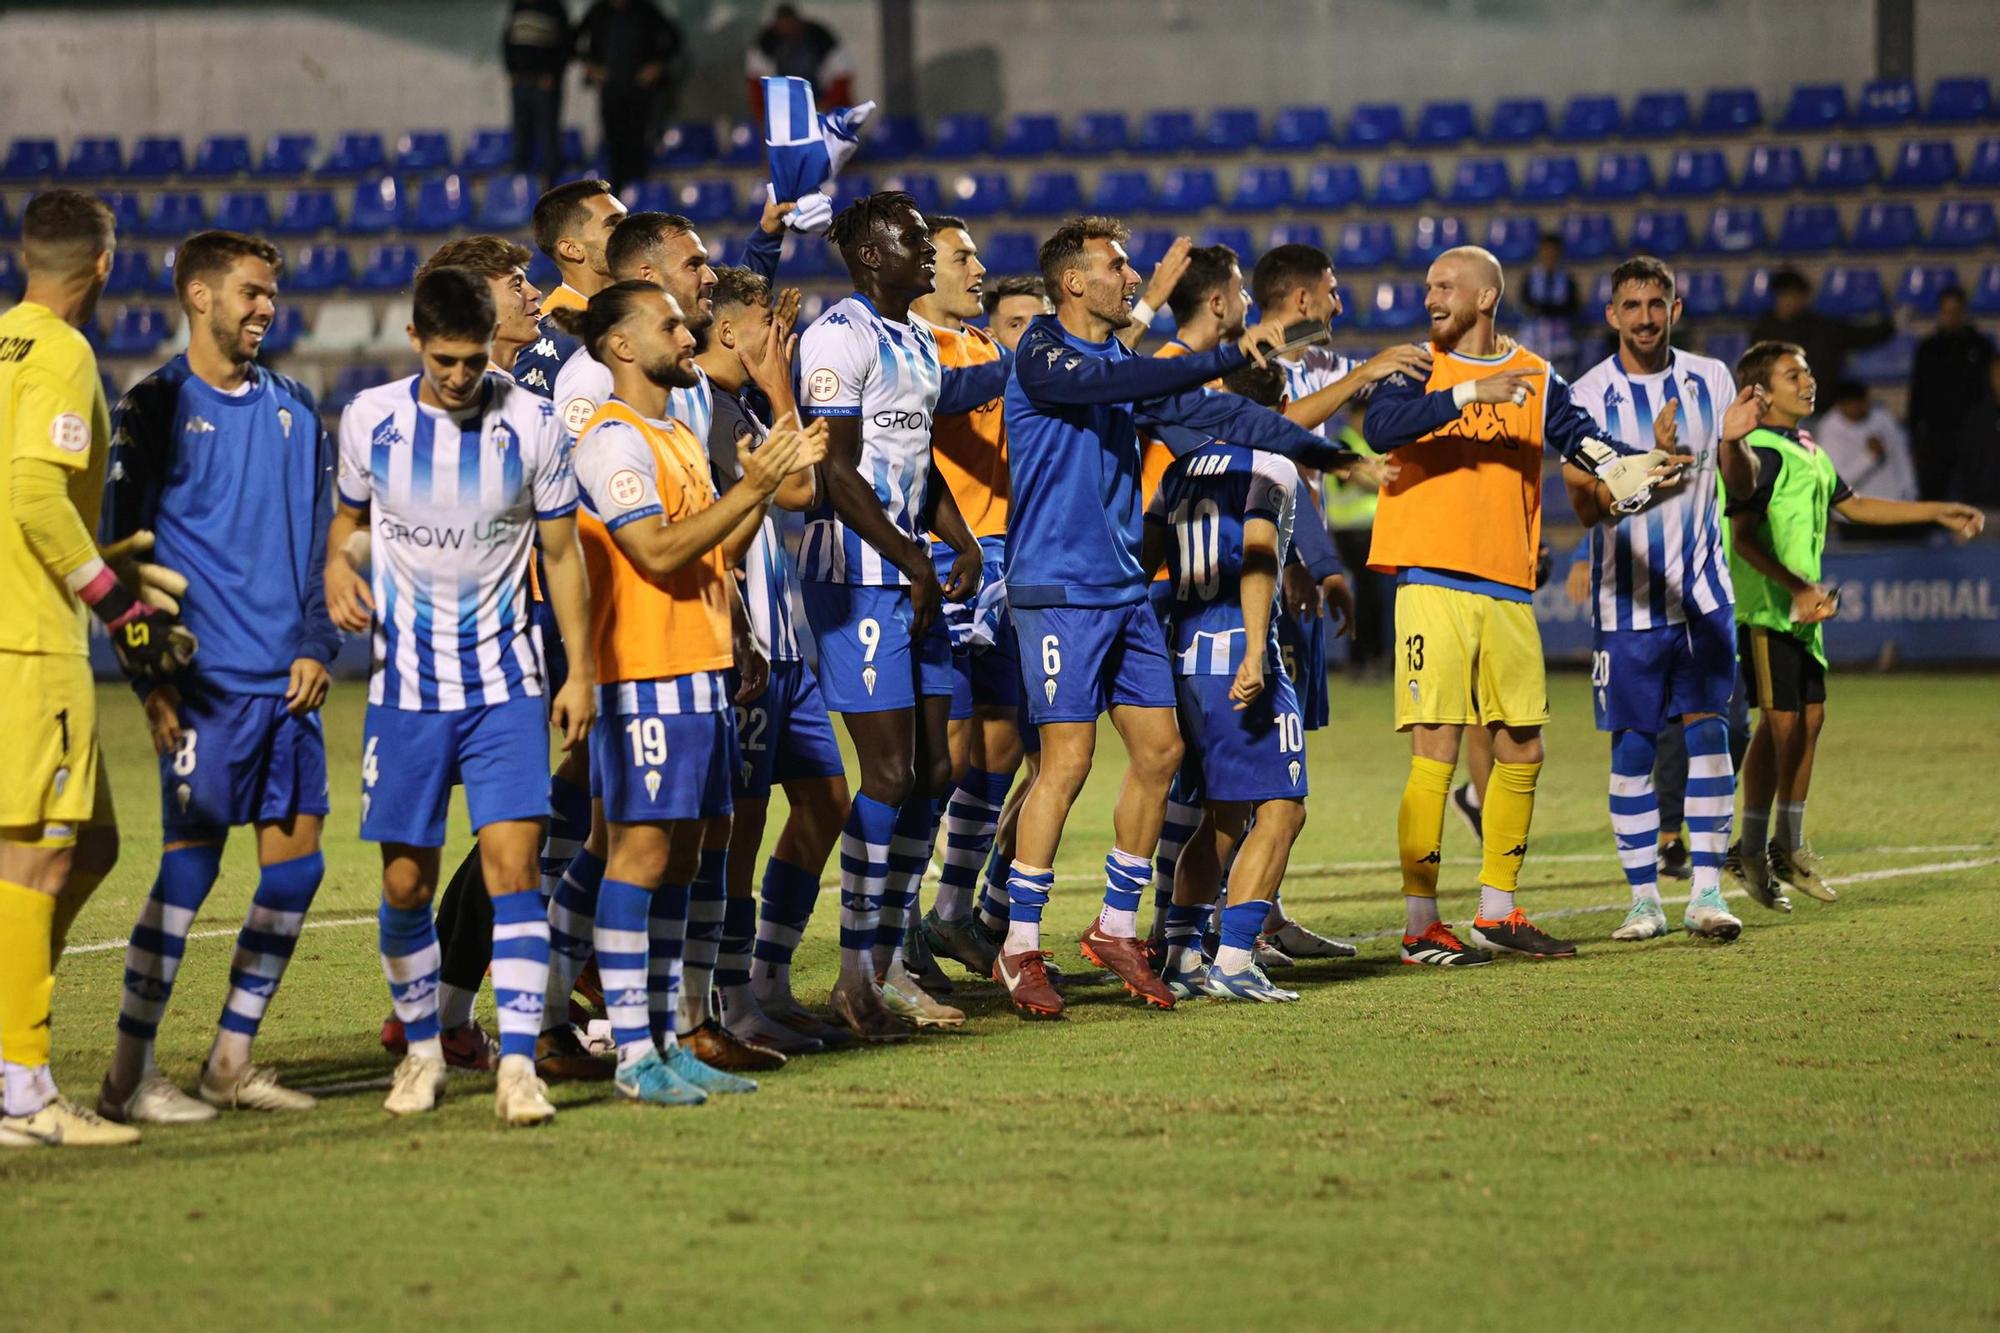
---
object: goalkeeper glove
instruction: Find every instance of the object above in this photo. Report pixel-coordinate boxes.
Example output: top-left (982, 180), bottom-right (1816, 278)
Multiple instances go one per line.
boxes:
top-left (101, 529), bottom-right (190, 613)
top-left (1575, 440), bottom-right (1671, 515)
top-left (77, 561), bottom-right (197, 681)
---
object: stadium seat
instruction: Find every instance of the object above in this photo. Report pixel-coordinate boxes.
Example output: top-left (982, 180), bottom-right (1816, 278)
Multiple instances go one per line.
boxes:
top-left (981, 230), bottom-right (1040, 276)
top-left (1199, 225), bottom-right (1254, 257)
top-left (273, 188), bottom-right (339, 236)
top-left (461, 128), bottom-right (514, 174)
top-left (1737, 144), bottom-right (1805, 193)
top-left (1815, 266), bottom-right (1886, 318)
top-left (1702, 205), bottom-right (1768, 254)
top-left (1777, 84), bottom-right (1848, 131)
top-left (1733, 267), bottom-right (1775, 316)
top-left (1896, 264), bottom-right (1959, 315)
top-left (104, 307), bottom-right (170, 357)
top-left (699, 233), bottom-right (740, 268)
top-left (1202, 108), bottom-right (1261, 152)
top-left (1, 138), bottom-right (57, 182)
top-left (369, 297), bottom-right (416, 353)
top-left (288, 244), bottom-right (352, 293)
top-left (325, 361), bottom-right (392, 411)
top-left (1887, 139), bottom-right (1958, 189)
top-left (1343, 104), bottom-right (1406, 149)
top-left (1266, 222), bottom-right (1325, 252)
top-left (1404, 215), bottom-right (1469, 268)
top-left (1628, 90), bottom-right (1692, 138)
top-left (476, 173), bottom-right (535, 230)
top-left (1518, 154), bottom-right (1583, 202)
top-left (142, 192), bottom-right (207, 239)
top-left (821, 171), bottom-right (872, 216)
top-left (1930, 199), bottom-right (1998, 250)
top-left (1775, 203), bottom-right (1844, 254)
top-left (0, 252), bottom-right (19, 300)
top-left (127, 136), bottom-right (186, 180)
top-left (656, 122), bottom-right (718, 167)
top-left (1970, 264), bottom-right (2000, 315)
top-left (778, 234), bottom-right (831, 280)
top-left (1697, 87), bottom-right (1763, 134)
top-left (1136, 110), bottom-right (1197, 155)
top-left (319, 131), bottom-right (388, 177)
top-left (1334, 221), bottom-right (1396, 269)
top-left (257, 133), bottom-right (316, 178)
top-left (1856, 79), bottom-right (1918, 126)
top-left (1588, 271), bottom-right (1615, 310)
top-left (1483, 97), bottom-right (1550, 143)
top-left (1559, 211), bottom-right (1617, 260)
top-left (1264, 106), bottom-right (1333, 152)
top-left (1299, 163), bottom-right (1362, 209)
top-left (929, 114), bottom-right (991, 160)
top-left (347, 177), bottom-right (405, 233)
top-left (1587, 151), bottom-right (1654, 199)
top-left (1846, 330), bottom-right (1919, 384)
top-left (96, 192), bottom-right (144, 237)
top-left (1412, 100), bottom-right (1477, 147)
top-left (1851, 202), bottom-right (1922, 252)
top-left (1661, 148), bottom-right (1729, 198)
top-left (1365, 280), bottom-right (1428, 330)
top-left (1628, 209), bottom-right (1691, 256)
top-left (1019, 170), bottom-right (1085, 216)
top-left (104, 250), bottom-right (154, 298)
top-left (1679, 269), bottom-right (1729, 318)
top-left (1557, 94), bottom-right (1622, 142)
top-left (190, 135), bottom-right (251, 179)
top-left (1154, 167), bottom-right (1220, 214)
top-left (1962, 138), bottom-right (2000, 188)
top-left (1228, 165), bottom-right (1293, 212)
top-left (1125, 228), bottom-right (1176, 273)
top-left (411, 174), bottom-right (472, 231)
top-left (1445, 158), bottom-right (1512, 205)
top-left (64, 137), bottom-right (123, 179)
top-left (1924, 75), bottom-right (1993, 125)
top-left (525, 252), bottom-right (558, 292)
top-left (1483, 216), bottom-right (1539, 264)
top-left (948, 170), bottom-right (1013, 217)
top-left (215, 190), bottom-right (273, 234)
top-left (260, 306), bottom-right (306, 356)
top-left (356, 243), bottom-right (419, 292)
top-left (1088, 169), bottom-right (1152, 214)
top-left (882, 172), bottom-right (943, 217)
top-left (673, 179), bottom-right (735, 224)
top-left (1812, 141), bottom-right (1881, 191)
top-left (868, 114), bottom-right (926, 161)
top-left (1066, 111), bottom-right (1129, 156)
top-left (718, 122), bottom-right (759, 166)
top-left (0, 199), bottom-right (12, 242)
top-left (996, 114), bottom-right (1061, 159)
top-left (1702, 328), bottom-right (1750, 369)
top-left (1368, 160), bottom-right (1434, 208)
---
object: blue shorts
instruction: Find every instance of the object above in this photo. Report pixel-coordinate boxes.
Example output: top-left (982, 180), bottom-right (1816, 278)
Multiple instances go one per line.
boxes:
top-left (801, 581), bottom-right (954, 714)
top-left (592, 704), bottom-right (737, 824)
top-left (159, 686), bottom-right (330, 840)
top-left (1175, 671), bottom-right (1310, 805)
top-left (951, 622), bottom-right (1024, 722)
top-left (1013, 601), bottom-right (1177, 725)
top-left (1276, 608), bottom-right (1330, 731)
top-left (1147, 578), bottom-right (1175, 630)
top-left (731, 660), bottom-right (845, 800)
top-left (360, 696), bottom-right (550, 847)
top-left (1592, 602), bottom-right (1737, 734)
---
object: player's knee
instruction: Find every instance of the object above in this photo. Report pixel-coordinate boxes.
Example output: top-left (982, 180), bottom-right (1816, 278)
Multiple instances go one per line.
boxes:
top-left (664, 834), bottom-right (704, 885)
top-left (381, 871), bottom-right (435, 911)
top-left (860, 761), bottom-right (916, 808)
top-left (1133, 736), bottom-right (1183, 786)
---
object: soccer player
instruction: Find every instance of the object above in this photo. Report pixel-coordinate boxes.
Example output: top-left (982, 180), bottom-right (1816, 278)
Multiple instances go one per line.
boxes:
top-left (982, 276), bottom-right (1051, 353)
top-left (997, 215), bottom-right (1350, 1018)
top-left (1, 190), bottom-right (188, 1149)
top-left (529, 178), bottom-right (628, 325)
top-left (1363, 246), bottom-right (1670, 965)
top-left (570, 279), bottom-right (824, 1104)
top-left (1724, 341), bottom-right (1982, 906)
top-left (324, 266), bottom-right (594, 1125)
top-left (96, 230), bottom-right (335, 1124)
top-left (1565, 256), bottom-right (1764, 943)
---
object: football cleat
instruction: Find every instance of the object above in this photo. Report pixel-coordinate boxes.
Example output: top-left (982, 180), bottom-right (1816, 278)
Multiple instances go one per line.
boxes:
top-left (993, 949), bottom-right (1065, 1019)
top-left (382, 1054), bottom-right (448, 1117)
top-left (536, 1025), bottom-right (615, 1081)
top-left (0, 1097), bottom-right (142, 1149)
top-left (763, 998), bottom-right (859, 1049)
top-left (1079, 925), bottom-right (1176, 1009)
top-left (493, 1057), bottom-right (557, 1127)
top-left (570, 960), bottom-right (606, 1022)
top-left (1768, 841), bottom-right (1836, 903)
top-left (719, 992), bottom-right (825, 1056)
top-left (920, 909), bottom-right (1000, 979)
top-left (684, 1019), bottom-right (787, 1072)
top-left (99, 1072), bottom-right (217, 1125)
top-left (379, 1013), bottom-right (406, 1056)
top-left (1683, 887), bottom-right (1743, 941)
top-left (902, 917), bottom-right (954, 995)
top-left (664, 1041), bottom-right (757, 1095)
top-left (1450, 781), bottom-right (1483, 839)
top-left (1253, 936), bottom-right (1296, 970)
top-left (1470, 909), bottom-right (1578, 960)
top-left (1726, 840), bottom-right (1790, 913)
top-left (1269, 920), bottom-right (1359, 960)
top-left (199, 1063), bottom-right (315, 1113)
top-left (1657, 837), bottom-right (1691, 880)
top-left (1143, 934), bottom-right (1169, 974)
top-left (1162, 949), bottom-right (1222, 1000)
top-left (614, 1049), bottom-right (707, 1107)
top-left (1208, 964), bottom-right (1301, 1002)
top-left (440, 1021), bottom-right (499, 1072)
top-left (878, 962), bottom-right (967, 1029)
top-left (1400, 920), bottom-right (1492, 967)
top-left (1610, 901), bottom-right (1670, 941)
top-left (829, 974), bottom-right (913, 1044)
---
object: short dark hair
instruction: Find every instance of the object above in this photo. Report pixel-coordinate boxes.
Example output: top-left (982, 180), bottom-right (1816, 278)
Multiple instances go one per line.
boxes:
top-left (411, 265), bottom-right (498, 343)
top-left (1769, 268), bottom-right (1812, 297)
top-left (1607, 255), bottom-right (1676, 301)
top-left (581, 279), bottom-right (666, 364)
top-left (605, 211), bottom-right (695, 280)
top-left (1735, 340), bottom-right (1806, 390)
top-left (418, 234), bottom-right (533, 286)
top-left (710, 265), bottom-right (771, 314)
top-left (982, 274), bottom-right (1048, 317)
top-left (532, 178), bottom-right (615, 261)
top-left (172, 229), bottom-right (282, 306)
top-left (1830, 377), bottom-right (1867, 403)
top-left (1250, 243), bottom-right (1332, 312)
top-left (1222, 361), bottom-right (1283, 408)
top-left (1038, 215), bottom-right (1129, 297)
top-left (21, 189), bottom-right (116, 277)
top-left (926, 213), bottom-right (971, 236)
top-left (1167, 243), bottom-right (1241, 324)
top-left (826, 191), bottom-right (923, 259)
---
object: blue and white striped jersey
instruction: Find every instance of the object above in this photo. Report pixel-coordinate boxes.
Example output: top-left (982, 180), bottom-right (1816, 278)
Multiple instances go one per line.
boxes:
top-left (554, 349), bottom-right (713, 448)
top-left (336, 373), bottom-right (575, 710)
top-left (1274, 344), bottom-right (1365, 439)
top-left (1572, 350), bottom-right (1737, 629)
top-left (1145, 442), bottom-right (1297, 675)
top-left (796, 292), bottom-right (941, 586)
top-left (709, 385), bottom-right (802, 662)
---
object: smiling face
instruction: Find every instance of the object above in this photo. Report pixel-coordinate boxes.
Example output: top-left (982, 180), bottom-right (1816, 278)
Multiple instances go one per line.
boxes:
top-left (1074, 236), bottom-right (1141, 331)
top-left (487, 265), bottom-right (542, 349)
top-left (1766, 351), bottom-right (1816, 419)
top-left (574, 192), bottom-right (628, 280)
top-left (1607, 277), bottom-right (1681, 367)
top-left (651, 228), bottom-right (717, 332)
top-left (926, 227), bottom-right (986, 322)
top-left (1423, 252), bottom-right (1496, 349)
top-left (196, 254), bottom-right (279, 363)
top-left (870, 203), bottom-right (937, 300)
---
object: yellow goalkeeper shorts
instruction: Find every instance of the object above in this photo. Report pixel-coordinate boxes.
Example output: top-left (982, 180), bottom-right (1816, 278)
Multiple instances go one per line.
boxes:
top-left (1392, 583), bottom-right (1550, 731)
top-left (0, 650), bottom-right (108, 846)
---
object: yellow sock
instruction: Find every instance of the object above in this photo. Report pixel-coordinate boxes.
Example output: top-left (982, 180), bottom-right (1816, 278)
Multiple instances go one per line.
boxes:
top-left (1480, 760), bottom-right (1542, 893)
top-left (1398, 756), bottom-right (1456, 899)
top-left (0, 879), bottom-right (57, 1069)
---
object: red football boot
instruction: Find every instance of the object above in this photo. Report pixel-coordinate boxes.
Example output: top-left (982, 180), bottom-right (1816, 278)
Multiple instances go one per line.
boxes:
top-left (1078, 925), bottom-right (1176, 1010)
top-left (992, 949), bottom-right (1065, 1019)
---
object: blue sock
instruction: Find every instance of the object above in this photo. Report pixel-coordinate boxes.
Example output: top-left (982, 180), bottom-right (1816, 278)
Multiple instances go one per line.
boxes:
top-left (488, 889), bottom-right (550, 1062)
top-left (1004, 864), bottom-right (1053, 946)
top-left (977, 848), bottom-right (1011, 936)
top-left (595, 878), bottom-right (654, 1065)
top-left (1610, 729), bottom-right (1662, 906)
top-left (539, 772), bottom-right (592, 899)
top-left (838, 793), bottom-right (898, 977)
top-left (1152, 799), bottom-right (1201, 930)
top-left (545, 846), bottom-right (605, 1021)
top-left (877, 794), bottom-right (940, 967)
top-left (1684, 716), bottom-right (1734, 900)
top-left (214, 851), bottom-right (322, 1045)
top-left (716, 894), bottom-right (757, 991)
top-left (1218, 900), bottom-right (1267, 967)
top-left (935, 768), bottom-right (1014, 920)
top-left (379, 901), bottom-right (443, 1049)
top-left (119, 843), bottom-right (225, 1044)
top-left (753, 857), bottom-right (821, 996)
top-left (679, 849), bottom-right (728, 1034)
top-left (1099, 848), bottom-right (1150, 934)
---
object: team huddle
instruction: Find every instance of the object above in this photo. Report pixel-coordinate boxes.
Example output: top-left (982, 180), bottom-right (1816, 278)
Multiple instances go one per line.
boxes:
top-left (0, 176), bottom-right (1981, 1145)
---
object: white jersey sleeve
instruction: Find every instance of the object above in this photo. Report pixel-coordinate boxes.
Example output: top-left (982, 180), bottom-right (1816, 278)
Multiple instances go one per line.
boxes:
top-left (528, 398), bottom-right (578, 520)
top-left (555, 351), bottom-right (615, 439)
top-left (573, 419), bottom-right (663, 529)
top-left (1246, 452), bottom-right (1297, 523)
top-left (798, 314), bottom-right (871, 418)
top-left (336, 400), bottom-right (373, 509)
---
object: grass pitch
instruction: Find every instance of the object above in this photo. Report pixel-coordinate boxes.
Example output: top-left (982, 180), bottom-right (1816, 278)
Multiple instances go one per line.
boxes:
top-left (4, 672), bottom-right (1998, 1330)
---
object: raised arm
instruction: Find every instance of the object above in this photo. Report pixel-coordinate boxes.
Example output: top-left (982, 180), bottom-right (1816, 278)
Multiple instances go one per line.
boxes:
top-left (1013, 319), bottom-right (1245, 409)
top-left (1283, 346), bottom-right (1431, 433)
top-left (936, 353), bottom-right (1011, 416)
top-left (1138, 386), bottom-right (1353, 471)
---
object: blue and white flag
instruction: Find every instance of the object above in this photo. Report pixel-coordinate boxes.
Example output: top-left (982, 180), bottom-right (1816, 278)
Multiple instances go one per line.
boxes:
top-left (763, 75), bottom-right (874, 232)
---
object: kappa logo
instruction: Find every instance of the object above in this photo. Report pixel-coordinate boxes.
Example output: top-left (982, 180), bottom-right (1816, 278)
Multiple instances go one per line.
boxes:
top-left (1603, 384), bottom-right (1625, 410)
top-left (644, 770), bottom-right (662, 800)
top-left (1418, 849), bottom-right (1441, 865)
top-left (806, 367), bottom-right (842, 403)
top-left (1503, 842), bottom-right (1527, 857)
top-left (371, 417), bottom-right (404, 450)
top-left (276, 406), bottom-right (294, 439)
top-left (823, 312), bottom-right (850, 326)
top-left (399, 977), bottom-right (438, 1006)
top-left (530, 337), bottom-right (557, 359)
top-left (609, 988), bottom-right (649, 1008)
top-left (520, 368), bottom-right (550, 391)
top-left (237, 976), bottom-right (277, 1000)
top-left (498, 992), bottom-right (542, 1014)
top-left (1042, 345), bottom-right (1063, 368)
top-left (862, 664), bottom-right (878, 696)
top-left (607, 468), bottom-right (646, 507)
top-left (50, 411), bottom-right (90, 454)
top-left (185, 415), bottom-right (216, 435)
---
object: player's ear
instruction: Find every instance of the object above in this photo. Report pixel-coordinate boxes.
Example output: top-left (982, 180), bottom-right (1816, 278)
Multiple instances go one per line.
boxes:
top-left (407, 326), bottom-right (423, 359)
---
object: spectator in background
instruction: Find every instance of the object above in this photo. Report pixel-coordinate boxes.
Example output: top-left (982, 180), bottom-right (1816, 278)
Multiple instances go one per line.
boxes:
top-left (1909, 286), bottom-right (1996, 501)
top-left (1954, 356), bottom-right (2000, 507)
top-left (1750, 268), bottom-right (1893, 396)
top-left (503, 0), bottom-right (571, 189)
top-left (576, 0), bottom-right (683, 198)
top-left (1518, 231), bottom-right (1579, 376)
top-left (745, 4), bottom-right (855, 117)
top-left (1818, 381), bottom-right (1920, 541)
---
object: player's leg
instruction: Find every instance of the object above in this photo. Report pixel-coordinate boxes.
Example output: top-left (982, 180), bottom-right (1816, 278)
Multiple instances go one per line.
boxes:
top-left (926, 711), bottom-right (1018, 976)
top-left (877, 686), bottom-right (966, 1029)
top-left (1769, 674), bottom-right (1834, 901)
top-left (1078, 700), bottom-right (1181, 1008)
top-left (537, 799), bottom-right (613, 1080)
top-left (1677, 606), bottom-right (1746, 938)
top-left (1452, 722), bottom-right (1491, 837)
top-left (1162, 804), bottom-right (1223, 999)
top-left (1607, 728), bottom-right (1669, 940)
top-left (1731, 626), bottom-right (1794, 911)
top-left (377, 841), bottom-right (451, 1117)
top-left (677, 815), bottom-right (730, 1041)
top-left (1392, 585), bottom-right (1484, 966)
top-left (49, 810), bottom-right (117, 965)
top-left (1209, 797), bottom-right (1307, 1002)
top-left (474, 817), bottom-right (559, 1125)
top-left (653, 814), bottom-right (759, 1096)
top-left (1653, 721), bottom-right (1691, 879)
top-left (685, 808), bottom-right (792, 1071)
top-left (598, 818), bottom-right (705, 1107)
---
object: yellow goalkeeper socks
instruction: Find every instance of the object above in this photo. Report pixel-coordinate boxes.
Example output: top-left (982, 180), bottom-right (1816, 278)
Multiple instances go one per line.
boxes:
top-left (1399, 757), bottom-right (1455, 932)
top-left (1477, 760), bottom-right (1541, 919)
top-left (0, 878), bottom-right (57, 1072)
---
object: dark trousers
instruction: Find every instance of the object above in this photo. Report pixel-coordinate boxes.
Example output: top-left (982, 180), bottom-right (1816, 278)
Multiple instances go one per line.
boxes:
top-left (510, 79), bottom-right (563, 184)
top-left (600, 86), bottom-right (656, 196)
top-left (1332, 529), bottom-right (1392, 671)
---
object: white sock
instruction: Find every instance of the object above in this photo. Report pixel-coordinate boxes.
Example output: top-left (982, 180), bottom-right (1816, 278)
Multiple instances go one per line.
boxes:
top-left (1095, 903), bottom-right (1138, 938)
top-left (1459, 780), bottom-right (1482, 811)
top-left (1404, 895), bottom-right (1441, 935)
top-left (1478, 886), bottom-right (1515, 920)
top-left (1774, 800), bottom-right (1806, 853)
top-left (1003, 919), bottom-right (1040, 954)
top-left (208, 1030), bottom-right (252, 1076)
top-left (1214, 943), bottom-right (1254, 973)
top-left (2, 1061), bottom-right (57, 1117)
top-left (407, 1036), bottom-right (445, 1063)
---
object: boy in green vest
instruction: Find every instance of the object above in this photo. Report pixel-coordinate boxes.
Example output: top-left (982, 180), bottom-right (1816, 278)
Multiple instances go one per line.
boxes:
top-left (1725, 341), bottom-right (1984, 907)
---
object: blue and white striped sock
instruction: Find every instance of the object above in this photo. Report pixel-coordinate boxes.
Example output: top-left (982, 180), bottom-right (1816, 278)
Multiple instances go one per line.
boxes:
top-left (715, 893), bottom-right (757, 1014)
top-left (934, 769), bottom-right (1013, 921)
top-left (752, 857), bottom-right (820, 1002)
top-left (209, 851), bottom-right (321, 1070)
top-left (544, 847), bottom-right (605, 1027)
top-left (1684, 717), bottom-right (1734, 902)
top-left (1163, 901), bottom-right (1205, 972)
top-left (976, 846), bottom-right (1012, 936)
top-left (379, 902), bottom-right (443, 1062)
top-left (538, 773), bottom-right (591, 902)
top-left (1215, 899), bottom-right (1267, 973)
top-left (1610, 729), bottom-right (1662, 907)
top-left (838, 794), bottom-right (897, 980)
top-left (595, 877), bottom-right (655, 1069)
top-left (647, 883), bottom-right (690, 1050)
top-left (1098, 847), bottom-right (1151, 938)
top-left (876, 795), bottom-right (941, 972)
top-left (489, 890), bottom-right (550, 1062)
top-left (1150, 800), bottom-right (1201, 937)
top-left (679, 849), bottom-right (728, 1036)
top-left (117, 843), bottom-right (224, 1051)
top-left (1003, 862), bottom-right (1052, 953)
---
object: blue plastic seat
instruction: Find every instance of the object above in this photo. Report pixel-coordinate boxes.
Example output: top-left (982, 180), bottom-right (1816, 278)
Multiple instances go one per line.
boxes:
top-left (930, 114), bottom-right (991, 160)
top-left (883, 172), bottom-right (944, 217)
top-left (1702, 205), bottom-right (1767, 254)
top-left (672, 179), bottom-right (735, 225)
top-left (1966, 137), bottom-right (2000, 187)
top-left (319, 132), bottom-right (387, 177)
top-left (1815, 266), bottom-right (1886, 318)
top-left (1679, 269), bottom-right (1729, 318)
top-left (1557, 94), bottom-right (1622, 142)
top-left (1343, 104), bottom-right (1406, 150)
top-left (1777, 84), bottom-right (1848, 131)
top-left (1136, 110), bottom-right (1197, 155)
top-left (1589, 272), bottom-right (1616, 310)
top-left (395, 131), bottom-right (452, 175)
top-left (327, 363), bottom-right (391, 412)
top-left (1813, 141), bottom-right (1880, 191)
top-left (1697, 87), bottom-right (1763, 135)
top-left (1662, 148), bottom-right (1730, 198)
top-left (774, 234), bottom-right (828, 280)
top-left (1703, 330), bottom-right (1751, 368)
top-left (1628, 91), bottom-right (1692, 138)
top-left (655, 122), bottom-right (717, 168)
top-left (525, 252), bottom-right (558, 292)
top-left (1265, 106), bottom-right (1333, 152)
top-left (699, 233), bottom-right (741, 268)
top-left (215, 191), bottom-right (272, 234)
top-left (142, 191), bottom-right (207, 238)
top-left (1847, 331), bottom-right (1920, 384)
top-left (1856, 79), bottom-right (1918, 126)
top-left (190, 135), bottom-right (251, 179)
top-left (1155, 167), bottom-right (1220, 214)
top-left (1930, 199), bottom-right (1998, 250)
top-left (347, 177), bottom-right (405, 233)
top-left (1199, 225), bottom-right (1254, 258)
top-left (127, 137), bottom-right (185, 180)
top-left (1412, 101), bottom-right (1476, 147)
top-left (981, 230), bottom-right (1040, 276)
top-left (1969, 263), bottom-right (2000, 315)
top-left (560, 127), bottom-right (588, 166)
top-left (1334, 221), bottom-right (1397, 269)
top-left (1228, 165), bottom-right (1293, 212)
top-left (1483, 216), bottom-right (1539, 264)
top-left (1484, 97), bottom-right (1550, 143)
top-left (1896, 264), bottom-right (1959, 314)
top-left (1924, 76), bottom-right (1992, 125)
top-left (1203, 108), bottom-right (1260, 152)
top-left (257, 134), bottom-right (316, 178)
top-left (1090, 169), bottom-right (1153, 213)
top-left (260, 307), bottom-right (306, 356)
top-left (461, 129), bottom-right (514, 174)
top-left (477, 173), bottom-right (535, 230)
top-left (1518, 154), bottom-right (1582, 202)
top-left (1404, 215), bottom-right (1469, 268)
top-left (1365, 280), bottom-right (1428, 330)
top-left (2, 138), bottom-right (58, 181)
top-left (103, 251), bottom-right (153, 298)
top-left (1559, 212), bottom-right (1617, 260)
top-left (410, 174), bottom-right (472, 231)
top-left (718, 123), bottom-right (760, 167)
top-left (948, 170), bottom-right (1013, 217)
top-left (824, 173), bottom-right (872, 215)
top-left (97, 192), bottom-right (144, 237)
top-left (0, 252), bottom-right (23, 298)
top-left (868, 114), bottom-right (926, 161)
top-left (104, 307), bottom-right (170, 357)
top-left (1734, 268), bottom-right (1775, 317)
top-left (1852, 202), bottom-right (1922, 252)
top-left (1368, 160), bottom-right (1434, 208)
top-left (1125, 229), bottom-right (1176, 273)
top-left (1775, 203), bottom-right (1843, 254)
top-left (1888, 139), bottom-right (1959, 189)
top-left (356, 243), bottom-right (420, 292)
top-left (1066, 111), bottom-right (1129, 157)
top-left (1628, 209), bottom-right (1691, 257)
top-left (1737, 144), bottom-right (1805, 194)
top-left (1299, 163), bottom-right (1362, 209)
top-left (1266, 223), bottom-right (1325, 253)
top-left (0, 199), bottom-right (12, 242)
top-left (1445, 158), bottom-right (1511, 204)
top-left (1019, 170), bottom-right (1084, 217)
top-left (64, 138), bottom-right (123, 179)
top-left (1587, 150), bottom-right (1654, 199)
top-left (273, 188), bottom-right (339, 236)
top-left (997, 114), bottom-right (1061, 159)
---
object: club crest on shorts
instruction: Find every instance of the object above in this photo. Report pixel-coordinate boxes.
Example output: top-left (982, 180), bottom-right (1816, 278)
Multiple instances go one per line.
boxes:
top-left (52, 765), bottom-right (70, 796)
top-left (740, 760), bottom-right (753, 787)
top-left (361, 793), bottom-right (372, 821)
top-left (862, 664), bottom-right (878, 696)
top-left (176, 782), bottom-right (192, 812)
top-left (1408, 679), bottom-right (1420, 704)
top-left (1044, 677), bottom-right (1057, 705)
top-left (277, 406), bottom-right (293, 439)
top-left (644, 769), bottom-right (662, 800)
top-left (1288, 760), bottom-right (1301, 787)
